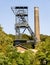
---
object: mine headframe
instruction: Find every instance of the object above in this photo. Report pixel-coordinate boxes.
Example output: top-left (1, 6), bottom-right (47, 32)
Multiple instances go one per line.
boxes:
top-left (11, 6), bottom-right (37, 47)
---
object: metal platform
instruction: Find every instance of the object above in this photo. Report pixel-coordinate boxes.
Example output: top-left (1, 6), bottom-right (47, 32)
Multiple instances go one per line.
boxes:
top-left (15, 7), bottom-right (28, 9)
top-left (13, 39), bottom-right (35, 46)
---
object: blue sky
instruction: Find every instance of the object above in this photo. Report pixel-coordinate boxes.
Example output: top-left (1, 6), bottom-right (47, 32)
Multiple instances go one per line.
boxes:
top-left (0, 0), bottom-right (50, 35)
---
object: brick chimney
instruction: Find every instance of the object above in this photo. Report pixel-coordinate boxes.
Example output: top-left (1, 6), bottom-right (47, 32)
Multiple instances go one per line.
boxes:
top-left (34, 7), bottom-right (40, 41)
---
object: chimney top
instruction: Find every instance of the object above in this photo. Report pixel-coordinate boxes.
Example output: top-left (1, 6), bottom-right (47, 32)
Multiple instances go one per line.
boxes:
top-left (34, 7), bottom-right (39, 10)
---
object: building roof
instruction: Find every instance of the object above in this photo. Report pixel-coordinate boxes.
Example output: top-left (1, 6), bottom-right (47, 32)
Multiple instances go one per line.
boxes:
top-left (15, 44), bottom-right (28, 50)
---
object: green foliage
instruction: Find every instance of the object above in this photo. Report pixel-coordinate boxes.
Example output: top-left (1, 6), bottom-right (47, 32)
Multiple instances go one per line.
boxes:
top-left (0, 24), bottom-right (3, 31)
top-left (40, 34), bottom-right (47, 41)
top-left (35, 40), bottom-right (50, 65)
top-left (0, 25), bottom-right (50, 65)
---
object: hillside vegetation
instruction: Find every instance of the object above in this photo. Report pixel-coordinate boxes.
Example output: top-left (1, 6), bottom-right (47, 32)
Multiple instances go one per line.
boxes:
top-left (0, 25), bottom-right (50, 65)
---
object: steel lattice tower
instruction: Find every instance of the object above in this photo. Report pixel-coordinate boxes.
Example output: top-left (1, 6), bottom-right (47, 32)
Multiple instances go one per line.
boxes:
top-left (11, 6), bottom-right (37, 46)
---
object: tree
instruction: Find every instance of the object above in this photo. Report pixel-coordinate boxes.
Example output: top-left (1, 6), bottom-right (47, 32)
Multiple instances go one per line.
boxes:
top-left (0, 24), bottom-right (3, 31)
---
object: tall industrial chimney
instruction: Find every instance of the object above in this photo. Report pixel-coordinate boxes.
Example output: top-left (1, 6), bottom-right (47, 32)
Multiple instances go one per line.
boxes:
top-left (34, 7), bottom-right (40, 42)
